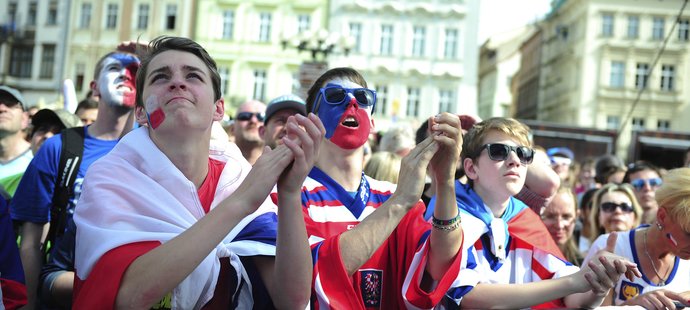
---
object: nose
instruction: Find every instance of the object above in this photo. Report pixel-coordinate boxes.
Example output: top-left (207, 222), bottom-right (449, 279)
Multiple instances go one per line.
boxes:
top-left (347, 93), bottom-right (359, 109)
top-left (506, 149), bottom-right (521, 166)
top-left (168, 73), bottom-right (187, 91)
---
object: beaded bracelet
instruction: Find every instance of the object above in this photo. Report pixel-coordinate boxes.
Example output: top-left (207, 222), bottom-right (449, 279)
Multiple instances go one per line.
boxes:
top-left (431, 213), bottom-right (461, 231)
top-left (432, 221), bottom-right (461, 231)
top-left (432, 213), bottom-right (461, 226)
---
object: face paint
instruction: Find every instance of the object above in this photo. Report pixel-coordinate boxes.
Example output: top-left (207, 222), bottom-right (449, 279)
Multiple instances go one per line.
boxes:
top-left (96, 53), bottom-right (140, 108)
top-left (317, 92), bottom-right (371, 150)
top-left (144, 95), bottom-right (165, 130)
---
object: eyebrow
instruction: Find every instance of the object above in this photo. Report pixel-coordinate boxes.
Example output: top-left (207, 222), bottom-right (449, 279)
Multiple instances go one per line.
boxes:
top-left (147, 65), bottom-right (207, 80)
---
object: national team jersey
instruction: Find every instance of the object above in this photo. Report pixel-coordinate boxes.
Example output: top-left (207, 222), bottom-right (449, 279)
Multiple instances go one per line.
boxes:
top-left (584, 228), bottom-right (690, 305)
top-left (446, 182), bottom-right (578, 308)
top-left (273, 167), bottom-right (462, 309)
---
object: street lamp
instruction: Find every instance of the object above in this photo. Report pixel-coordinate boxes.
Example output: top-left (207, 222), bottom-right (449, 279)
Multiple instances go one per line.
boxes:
top-left (281, 29), bottom-right (355, 98)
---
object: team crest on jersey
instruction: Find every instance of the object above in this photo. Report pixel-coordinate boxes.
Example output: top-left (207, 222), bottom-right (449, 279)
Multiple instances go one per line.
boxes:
top-left (360, 269), bottom-right (383, 307)
top-left (619, 281), bottom-right (642, 301)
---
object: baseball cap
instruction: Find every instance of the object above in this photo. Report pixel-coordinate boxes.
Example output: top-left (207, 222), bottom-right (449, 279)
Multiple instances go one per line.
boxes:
top-left (265, 94), bottom-right (306, 123)
top-left (31, 109), bottom-right (82, 134)
top-left (0, 85), bottom-right (27, 111)
top-left (547, 147), bottom-right (574, 160)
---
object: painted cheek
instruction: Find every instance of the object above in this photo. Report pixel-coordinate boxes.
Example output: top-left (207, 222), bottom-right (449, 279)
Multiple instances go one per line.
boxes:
top-left (147, 108), bottom-right (165, 130)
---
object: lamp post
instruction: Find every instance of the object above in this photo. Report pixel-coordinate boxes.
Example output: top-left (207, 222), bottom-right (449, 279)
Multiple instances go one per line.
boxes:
top-left (281, 29), bottom-right (355, 98)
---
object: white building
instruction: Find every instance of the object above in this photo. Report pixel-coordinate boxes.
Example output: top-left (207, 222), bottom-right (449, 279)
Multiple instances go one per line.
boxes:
top-left (327, 0), bottom-right (480, 131)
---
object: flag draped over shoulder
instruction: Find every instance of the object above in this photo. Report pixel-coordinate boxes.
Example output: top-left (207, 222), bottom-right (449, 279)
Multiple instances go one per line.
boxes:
top-left (438, 181), bottom-right (574, 308)
top-left (74, 127), bottom-right (276, 309)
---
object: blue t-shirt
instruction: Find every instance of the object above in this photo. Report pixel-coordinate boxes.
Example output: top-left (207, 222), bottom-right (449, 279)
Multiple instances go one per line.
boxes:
top-left (10, 126), bottom-right (117, 227)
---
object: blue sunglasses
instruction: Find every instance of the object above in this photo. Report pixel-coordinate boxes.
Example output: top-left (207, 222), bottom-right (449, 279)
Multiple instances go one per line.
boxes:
top-left (630, 177), bottom-right (662, 191)
top-left (315, 83), bottom-right (377, 114)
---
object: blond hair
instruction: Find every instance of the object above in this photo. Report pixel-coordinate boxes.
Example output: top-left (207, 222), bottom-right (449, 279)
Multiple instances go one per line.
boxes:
top-left (461, 117), bottom-right (531, 163)
top-left (588, 183), bottom-right (642, 242)
top-left (364, 152), bottom-right (402, 183)
top-left (655, 167), bottom-right (690, 231)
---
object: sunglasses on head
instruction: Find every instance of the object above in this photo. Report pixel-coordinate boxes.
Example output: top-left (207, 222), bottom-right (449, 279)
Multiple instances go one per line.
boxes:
top-left (236, 112), bottom-right (265, 122)
top-left (600, 202), bottom-right (634, 213)
top-left (315, 84), bottom-right (376, 113)
top-left (630, 177), bottom-right (662, 191)
top-left (480, 143), bottom-right (534, 164)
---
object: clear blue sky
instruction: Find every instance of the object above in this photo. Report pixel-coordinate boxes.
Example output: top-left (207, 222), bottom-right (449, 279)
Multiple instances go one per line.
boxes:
top-left (478, 0), bottom-right (552, 43)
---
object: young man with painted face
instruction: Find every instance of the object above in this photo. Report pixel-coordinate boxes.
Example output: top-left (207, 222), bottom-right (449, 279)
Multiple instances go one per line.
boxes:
top-left (273, 67), bottom-right (464, 308)
top-left (73, 36), bottom-right (320, 309)
top-left (10, 50), bottom-right (140, 309)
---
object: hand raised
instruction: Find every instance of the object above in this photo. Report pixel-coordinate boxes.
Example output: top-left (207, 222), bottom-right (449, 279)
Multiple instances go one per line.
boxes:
top-left (278, 113), bottom-right (326, 193)
top-left (428, 113), bottom-right (462, 182)
top-left (390, 136), bottom-right (439, 208)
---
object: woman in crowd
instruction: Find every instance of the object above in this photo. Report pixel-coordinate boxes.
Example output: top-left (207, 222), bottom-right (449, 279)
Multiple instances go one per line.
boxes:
top-left (583, 168), bottom-right (690, 309)
top-left (623, 161), bottom-right (663, 225)
top-left (587, 183), bottom-right (642, 244)
top-left (541, 185), bottom-right (583, 266)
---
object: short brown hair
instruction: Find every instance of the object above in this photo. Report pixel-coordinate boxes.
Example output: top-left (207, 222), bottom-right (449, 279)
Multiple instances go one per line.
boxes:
top-left (135, 36), bottom-right (221, 108)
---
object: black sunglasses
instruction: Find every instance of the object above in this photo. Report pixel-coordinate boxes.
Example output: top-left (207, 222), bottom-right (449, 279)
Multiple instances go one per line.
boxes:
top-left (480, 143), bottom-right (534, 164)
top-left (236, 112), bottom-right (265, 122)
top-left (600, 202), bottom-right (634, 213)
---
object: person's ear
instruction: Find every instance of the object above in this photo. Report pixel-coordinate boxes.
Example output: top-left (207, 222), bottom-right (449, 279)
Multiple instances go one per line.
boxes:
top-left (259, 124), bottom-right (265, 137)
top-left (89, 81), bottom-right (99, 96)
top-left (464, 157), bottom-right (478, 181)
top-left (135, 106), bottom-right (149, 127)
top-left (213, 98), bottom-right (225, 121)
top-left (370, 118), bottom-right (376, 133)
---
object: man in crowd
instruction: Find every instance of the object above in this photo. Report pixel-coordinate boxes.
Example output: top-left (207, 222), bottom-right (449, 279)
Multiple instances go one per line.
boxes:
top-left (29, 109), bottom-right (82, 155)
top-left (0, 86), bottom-right (32, 197)
top-left (233, 99), bottom-right (266, 164)
top-left (10, 50), bottom-right (140, 309)
top-left (260, 94), bottom-right (306, 149)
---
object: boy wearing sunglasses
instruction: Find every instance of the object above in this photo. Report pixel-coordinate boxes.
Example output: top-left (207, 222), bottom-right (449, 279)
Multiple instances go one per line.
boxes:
top-left (623, 161), bottom-right (663, 225)
top-left (276, 67), bottom-right (464, 308)
top-left (451, 117), bottom-right (640, 309)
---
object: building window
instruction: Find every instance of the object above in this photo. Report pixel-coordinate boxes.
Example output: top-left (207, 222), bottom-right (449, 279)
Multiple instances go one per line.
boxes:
top-left (412, 26), bottom-right (426, 57)
top-left (10, 45), bottom-right (33, 78)
top-left (660, 65), bottom-right (674, 91)
top-left (407, 87), bottom-right (420, 117)
top-left (678, 19), bottom-right (690, 41)
top-left (137, 4), bottom-right (149, 30)
top-left (652, 17), bottom-right (665, 40)
top-left (627, 15), bottom-right (639, 39)
top-left (657, 119), bottom-right (670, 130)
top-left (8, 2), bottom-right (17, 23)
top-left (349, 22), bottom-right (362, 53)
top-left (297, 14), bottom-right (310, 33)
top-left (75, 63), bottom-right (85, 93)
top-left (39, 44), bottom-right (55, 79)
top-left (380, 25), bottom-right (393, 56)
top-left (106, 3), bottom-right (118, 29)
top-left (253, 70), bottom-right (266, 102)
top-left (606, 115), bottom-right (620, 130)
top-left (439, 90), bottom-right (455, 113)
top-left (28, 1), bottom-right (37, 26)
top-left (635, 63), bottom-right (649, 89)
top-left (602, 13), bottom-right (614, 37)
top-left (444, 28), bottom-right (458, 59)
top-left (47, 0), bottom-right (58, 25)
top-left (609, 61), bottom-right (625, 88)
top-left (165, 4), bottom-right (177, 30)
top-left (631, 117), bottom-right (645, 130)
top-left (219, 67), bottom-right (229, 95)
top-left (258, 13), bottom-right (271, 42)
top-left (222, 10), bottom-right (234, 39)
top-left (374, 85), bottom-right (387, 115)
top-left (79, 3), bottom-right (92, 29)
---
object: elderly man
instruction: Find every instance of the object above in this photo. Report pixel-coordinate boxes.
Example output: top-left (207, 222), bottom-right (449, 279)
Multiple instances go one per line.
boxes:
top-left (233, 100), bottom-right (266, 164)
top-left (260, 94), bottom-right (307, 149)
top-left (0, 86), bottom-right (32, 197)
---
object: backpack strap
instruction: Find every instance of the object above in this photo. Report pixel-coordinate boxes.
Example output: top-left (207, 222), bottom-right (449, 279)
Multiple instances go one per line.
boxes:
top-left (45, 127), bottom-right (85, 256)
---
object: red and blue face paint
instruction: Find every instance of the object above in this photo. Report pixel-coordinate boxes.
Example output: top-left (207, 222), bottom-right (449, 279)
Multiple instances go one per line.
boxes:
top-left (144, 96), bottom-right (165, 130)
top-left (97, 53), bottom-right (140, 108)
top-left (316, 83), bottom-right (375, 150)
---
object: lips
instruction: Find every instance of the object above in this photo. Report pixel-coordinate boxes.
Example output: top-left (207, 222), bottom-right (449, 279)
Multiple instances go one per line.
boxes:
top-left (340, 114), bottom-right (359, 128)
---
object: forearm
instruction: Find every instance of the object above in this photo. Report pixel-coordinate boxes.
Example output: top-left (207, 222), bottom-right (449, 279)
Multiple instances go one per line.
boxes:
top-left (564, 288), bottom-right (610, 309)
top-left (272, 190), bottom-right (312, 308)
top-left (115, 199), bottom-right (253, 309)
top-left (339, 196), bottom-right (411, 275)
top-left (19, 222), bottom-right (48, 307)
top-left (525, 161), bottom-right (560, 201)
top-left (462, 276), bottom-right (580, 309)
top-left (427, 179), bottom-right (462, 280)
